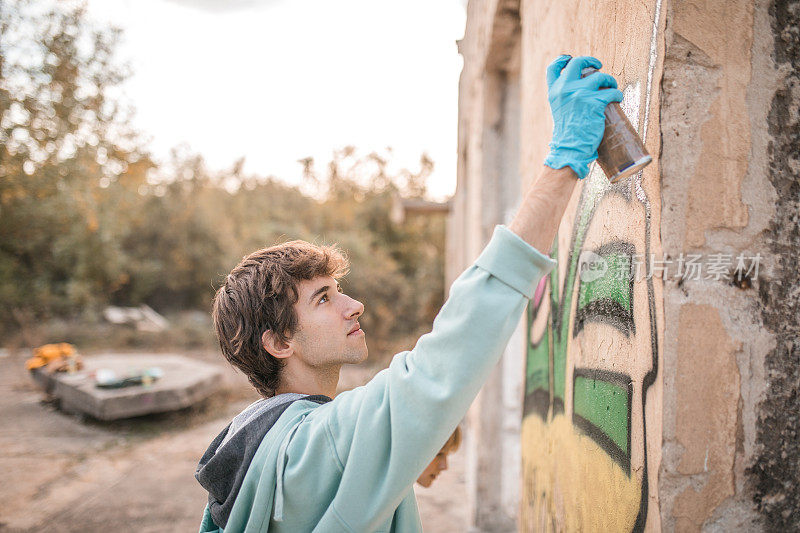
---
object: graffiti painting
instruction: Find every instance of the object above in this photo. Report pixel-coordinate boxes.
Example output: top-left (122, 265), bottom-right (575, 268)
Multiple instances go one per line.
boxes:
top-left (520, 162), bottom-right (660, 532)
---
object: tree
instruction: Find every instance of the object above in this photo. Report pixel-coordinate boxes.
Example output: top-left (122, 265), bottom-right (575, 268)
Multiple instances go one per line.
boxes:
top-left (0, 0), bottom-right (148, 324)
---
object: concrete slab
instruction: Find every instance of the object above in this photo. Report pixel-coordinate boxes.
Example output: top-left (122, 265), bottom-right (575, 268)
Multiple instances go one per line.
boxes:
top-left (32, 353), bottom-right (224, 420)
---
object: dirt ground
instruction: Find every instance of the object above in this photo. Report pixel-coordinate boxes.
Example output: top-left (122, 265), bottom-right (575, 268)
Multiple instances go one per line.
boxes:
top-left (0, 350), bottom-right (467, 532)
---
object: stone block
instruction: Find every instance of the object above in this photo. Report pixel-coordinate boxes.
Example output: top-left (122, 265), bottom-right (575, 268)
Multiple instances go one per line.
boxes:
top-left (33, 354), bottom-right (224, 420)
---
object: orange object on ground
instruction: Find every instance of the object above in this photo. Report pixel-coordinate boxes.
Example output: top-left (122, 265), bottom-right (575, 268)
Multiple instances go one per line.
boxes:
top-left (25, 343), bottom-right (78, 371)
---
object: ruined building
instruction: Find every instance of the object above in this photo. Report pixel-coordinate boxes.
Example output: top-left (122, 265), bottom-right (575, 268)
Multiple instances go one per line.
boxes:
top-left (448, 0), bottom-right (799, 530)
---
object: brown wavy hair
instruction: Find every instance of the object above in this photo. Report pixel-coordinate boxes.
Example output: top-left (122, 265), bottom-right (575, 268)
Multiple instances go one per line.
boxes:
top-left (441, 425), bottom-right (462, 454)
top-left (212, 240), bottom-right (349, 397)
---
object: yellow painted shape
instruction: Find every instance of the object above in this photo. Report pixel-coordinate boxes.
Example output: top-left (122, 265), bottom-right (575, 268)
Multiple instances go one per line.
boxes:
top-left (521, 414), bottom-right (641, 532)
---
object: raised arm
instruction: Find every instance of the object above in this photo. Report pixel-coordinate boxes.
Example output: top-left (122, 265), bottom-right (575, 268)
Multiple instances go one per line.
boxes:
top-left (509, 165), bottom-right (578, 254)
top-left (510, 54), bottom-right (623, 253)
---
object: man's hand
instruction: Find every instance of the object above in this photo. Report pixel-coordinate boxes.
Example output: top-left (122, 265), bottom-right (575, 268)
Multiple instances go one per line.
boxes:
top-left (509, 55), bottom-right (623, 254)
top-left (543, 55), bottom-right (624, 179)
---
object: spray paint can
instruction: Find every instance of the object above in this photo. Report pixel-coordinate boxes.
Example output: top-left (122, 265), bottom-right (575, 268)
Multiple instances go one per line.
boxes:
top-left (582, 67), bottom-right (652, 182)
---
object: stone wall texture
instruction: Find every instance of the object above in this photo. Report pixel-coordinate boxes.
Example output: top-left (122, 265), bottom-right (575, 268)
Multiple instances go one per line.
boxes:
top-left (748, 0), bottom-right (800, 530)
top-left (450, 0), bottom-right (799, 531)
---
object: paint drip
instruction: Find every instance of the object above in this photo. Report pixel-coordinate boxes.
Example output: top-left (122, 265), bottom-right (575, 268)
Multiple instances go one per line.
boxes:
top-left (582, 67), bottom-right (652, 182)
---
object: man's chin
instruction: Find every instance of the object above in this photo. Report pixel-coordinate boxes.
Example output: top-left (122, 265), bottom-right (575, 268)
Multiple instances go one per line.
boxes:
top-left (352, 350), bottom-right (369, 364)
top-left (341, 348), bottom-right (368, 365)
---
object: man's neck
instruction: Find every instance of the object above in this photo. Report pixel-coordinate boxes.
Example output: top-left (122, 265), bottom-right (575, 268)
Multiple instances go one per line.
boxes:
top-left (274, 361), bottom-right (340, 398)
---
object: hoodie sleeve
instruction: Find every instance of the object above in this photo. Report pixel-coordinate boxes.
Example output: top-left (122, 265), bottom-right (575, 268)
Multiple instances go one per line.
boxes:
top-left (292, 225), bottom-right (556, 531)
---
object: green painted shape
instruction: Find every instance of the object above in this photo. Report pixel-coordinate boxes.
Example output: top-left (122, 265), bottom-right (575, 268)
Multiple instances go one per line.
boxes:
top-left (548, 240), bottom-right (565, 403)
top-left (577, 252), bottom-right (632, 312)
top-left (573, 375), bottom-right (629, 453)
top-left (526, 304), bottom-right (550, 396)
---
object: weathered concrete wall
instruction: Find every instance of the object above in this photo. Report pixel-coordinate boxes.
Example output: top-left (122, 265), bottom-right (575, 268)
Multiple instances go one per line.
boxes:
top-left (659, 1), bottom-right (760, 529)
top-left (748, 1), bottom-right (800, 529)
top-left (659, 0), bottom-right (798, 530)
top-left (452, 0), bottom-right (798, 531)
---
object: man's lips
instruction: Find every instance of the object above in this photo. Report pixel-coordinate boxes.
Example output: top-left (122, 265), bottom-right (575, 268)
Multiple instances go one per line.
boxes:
top-left (347, 323), bottom-right (363, 336)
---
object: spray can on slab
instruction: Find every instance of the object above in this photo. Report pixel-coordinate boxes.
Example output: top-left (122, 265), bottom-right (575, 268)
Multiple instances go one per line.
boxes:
top-left (582, 67), bottom-right (652, 182)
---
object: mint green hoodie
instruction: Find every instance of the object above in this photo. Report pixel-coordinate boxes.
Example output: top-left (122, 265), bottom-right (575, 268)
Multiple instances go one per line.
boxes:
top-left (198, 225), bottom-right (556, 532)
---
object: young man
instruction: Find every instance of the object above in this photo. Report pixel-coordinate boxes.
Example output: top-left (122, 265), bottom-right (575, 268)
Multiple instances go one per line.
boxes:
top-left (196, 55), bottom-right (622, 532)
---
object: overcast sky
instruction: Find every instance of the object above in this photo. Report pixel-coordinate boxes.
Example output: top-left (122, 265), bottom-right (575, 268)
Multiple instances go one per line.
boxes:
top-left (85, 0), bottom-right (467, 198)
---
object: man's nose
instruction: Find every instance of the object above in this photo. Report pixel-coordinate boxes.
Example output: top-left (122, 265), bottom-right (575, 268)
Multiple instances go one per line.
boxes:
top-left (344, 295), bottom-right (364, 319)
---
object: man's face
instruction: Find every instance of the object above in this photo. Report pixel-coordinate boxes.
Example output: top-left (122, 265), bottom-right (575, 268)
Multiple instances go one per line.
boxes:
top-left (288, 275), bottom-right (368, 367)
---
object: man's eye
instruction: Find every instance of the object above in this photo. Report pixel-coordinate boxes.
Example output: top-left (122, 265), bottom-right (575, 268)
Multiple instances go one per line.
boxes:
top-left (319, 294), bottom-right (329, 304)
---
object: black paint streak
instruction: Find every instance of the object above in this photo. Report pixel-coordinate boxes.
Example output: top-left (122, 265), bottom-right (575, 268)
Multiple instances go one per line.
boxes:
top-left (748, 1), bottom-right (800, 530)
top-left (631, 184), bottom-right (659, 533)
top-left (552, 397), bottom-right (565, 416)
top-left (575, 299), bottom-right (635, 337)
top-left (523, 388), bottom-right (550, 420)
top-left (573, 240), bottom-right (636, 337)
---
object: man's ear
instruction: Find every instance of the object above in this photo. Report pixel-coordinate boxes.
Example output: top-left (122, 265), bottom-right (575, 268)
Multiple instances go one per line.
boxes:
top-left (261, 329), bottom-right (294, 359)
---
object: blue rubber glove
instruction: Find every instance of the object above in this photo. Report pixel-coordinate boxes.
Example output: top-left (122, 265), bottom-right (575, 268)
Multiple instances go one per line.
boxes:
top-left (543, 55), bottom-right (624, 179)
